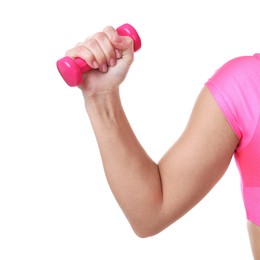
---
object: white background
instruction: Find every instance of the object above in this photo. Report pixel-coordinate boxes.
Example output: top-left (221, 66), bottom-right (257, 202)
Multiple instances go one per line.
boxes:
top-left (0, 0), bottom-right (259, 259)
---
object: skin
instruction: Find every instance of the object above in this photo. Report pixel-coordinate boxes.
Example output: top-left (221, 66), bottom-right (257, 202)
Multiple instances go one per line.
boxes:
top-left (66, 26), bottom-right (260, 258)
top-left (248, 222), bottom-right (260, 259)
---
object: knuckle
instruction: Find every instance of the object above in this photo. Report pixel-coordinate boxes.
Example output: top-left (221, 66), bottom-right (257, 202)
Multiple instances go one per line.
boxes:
top-left (75, 45), bottom-right (88, 56)
top-left (84, 37), bottom-right (97, 49)
top-left (65, 44), bottom-right (94, 61)
top-left (103, 25), bottom-right (115, 33)
top-left (93, 32), bottom-right (106, 42)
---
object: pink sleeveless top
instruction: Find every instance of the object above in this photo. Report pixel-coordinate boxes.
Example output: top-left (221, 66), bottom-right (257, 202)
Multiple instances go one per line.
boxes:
top-left (206, 54), bottom-right (260, 225)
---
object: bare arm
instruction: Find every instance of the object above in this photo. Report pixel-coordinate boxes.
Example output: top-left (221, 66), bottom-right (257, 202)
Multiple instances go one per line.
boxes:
top-left (86, 87), bottom-right (239, 237)
top-left (66, 26), bottom-right (239, 237)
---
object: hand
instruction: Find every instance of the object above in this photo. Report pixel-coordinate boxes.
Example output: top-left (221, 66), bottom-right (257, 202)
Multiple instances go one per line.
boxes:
top-left (65, 26), bottom-right (135, 101)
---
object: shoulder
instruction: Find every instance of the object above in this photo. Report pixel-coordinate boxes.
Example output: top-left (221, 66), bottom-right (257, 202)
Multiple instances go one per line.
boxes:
top-left (207, 54), bottom-right (260, 86)
top-left (205, 54), bottom-right (260, 150)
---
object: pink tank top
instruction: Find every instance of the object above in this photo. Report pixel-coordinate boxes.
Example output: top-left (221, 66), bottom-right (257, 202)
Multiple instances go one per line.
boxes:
top-left (206, 54), bottom-right (260, 225)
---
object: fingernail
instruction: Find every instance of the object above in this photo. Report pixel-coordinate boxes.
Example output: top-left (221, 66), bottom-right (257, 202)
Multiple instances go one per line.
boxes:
top-left (115, 49), bottom-right (122, 59)
top-left (92, 61), bottom-right (99, 69)
top-left (109, 58), bottom-right (116, 67)
top-left (101, 64), bottom-right (108, 72)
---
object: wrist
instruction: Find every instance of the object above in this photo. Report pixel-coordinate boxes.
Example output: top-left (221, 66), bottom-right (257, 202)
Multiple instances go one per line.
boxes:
top-left (84, 89), bottom-right (122, 117)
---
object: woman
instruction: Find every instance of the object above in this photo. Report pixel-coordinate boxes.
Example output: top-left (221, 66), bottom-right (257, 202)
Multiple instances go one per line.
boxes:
top-left (65, 26), bottom-right (260, 258)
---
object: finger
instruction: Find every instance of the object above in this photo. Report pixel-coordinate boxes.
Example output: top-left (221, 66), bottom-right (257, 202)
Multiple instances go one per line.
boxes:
top-left (81, 37), bottom-right (109, 72)
top-left (65, 44), bottom-right (99, 69)
top-left (66, 38), bottom-right (108, 72)
top-left (91, 30), bottom-right (117, 67)
top-left (103, 26), bottom-right (123, 60)
top-left (103, 26), bottom-right (134, 66)
top-left (103, 26), bottom-right (134, 53)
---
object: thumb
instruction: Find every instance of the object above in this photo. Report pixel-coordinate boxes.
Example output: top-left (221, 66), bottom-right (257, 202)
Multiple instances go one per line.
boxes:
top-left (112, 35), bottom-right (134, 63)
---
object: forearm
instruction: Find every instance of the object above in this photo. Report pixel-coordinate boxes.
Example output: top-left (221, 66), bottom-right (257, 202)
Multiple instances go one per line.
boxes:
top-left (85, 90), bottom-right (163, 236)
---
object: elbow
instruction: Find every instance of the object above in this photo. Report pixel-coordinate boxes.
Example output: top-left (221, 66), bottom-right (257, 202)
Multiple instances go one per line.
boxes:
top-left (133, 228), bottom-right (160, 238)
top-left (129, 211), bottom-right (179, 238)
top-left (130, 221), bottom-right (167, 238)
top-left (134, 229), bottom-right (161, 239)
top-left (128, 205), bottom-right (172, 238)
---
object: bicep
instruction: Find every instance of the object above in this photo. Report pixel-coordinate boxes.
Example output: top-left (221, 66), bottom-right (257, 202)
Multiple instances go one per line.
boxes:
top-left (158, 86), bottom-right (239, 225)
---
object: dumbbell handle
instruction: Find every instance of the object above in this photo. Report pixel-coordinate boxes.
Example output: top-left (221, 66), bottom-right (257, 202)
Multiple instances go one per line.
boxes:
top-left (56, 23), bottom-right (141, 87)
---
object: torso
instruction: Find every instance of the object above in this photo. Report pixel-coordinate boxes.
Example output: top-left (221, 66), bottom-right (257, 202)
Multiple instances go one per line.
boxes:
top-left (205, 54), bottom-right (260, 258)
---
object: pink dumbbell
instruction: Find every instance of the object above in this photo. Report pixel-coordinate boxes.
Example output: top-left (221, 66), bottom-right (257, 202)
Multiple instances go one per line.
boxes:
top-left (56, 23), bottom-right (141, 87)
